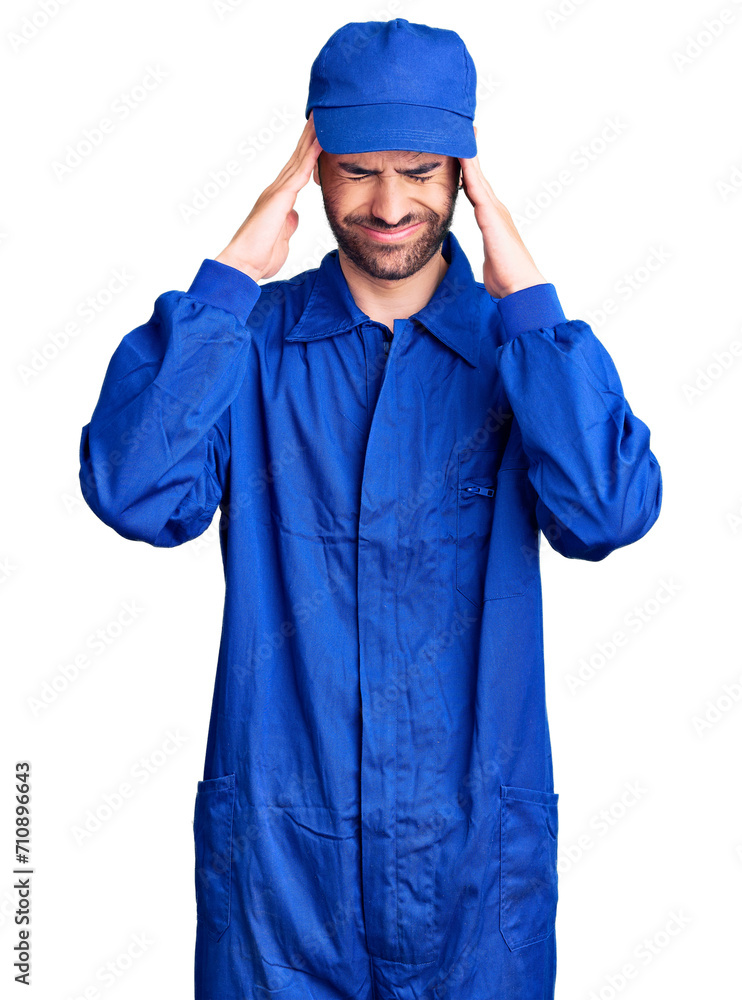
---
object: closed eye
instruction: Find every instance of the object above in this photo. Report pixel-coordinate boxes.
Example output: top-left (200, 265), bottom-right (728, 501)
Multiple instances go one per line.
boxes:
top-left (347, 173), bottom-right (433, 183)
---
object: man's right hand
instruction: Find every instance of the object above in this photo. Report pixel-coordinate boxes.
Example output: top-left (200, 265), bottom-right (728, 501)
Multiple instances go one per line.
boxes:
top-left (214, 111), bottom-right (322, 282)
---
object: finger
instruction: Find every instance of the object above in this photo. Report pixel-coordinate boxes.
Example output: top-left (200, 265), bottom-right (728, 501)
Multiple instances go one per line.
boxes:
top-left (274, 119), bottom-right (321, 191)
top-left (461, 152), bottom-right (500, 206)
top-left (298, 115), bottom-right (322, 164)
top-left (297, 128), bottom-right (322, 177)
top-left (303, 111), bottom-right (321, 152)
top-left (284, 113), bottom-right (318, 169)
top-left (458, 155), bottom-right (487, 200)
top-left (281, 138), bottom-right (322, 198)
top-left (306, 116), bottom-right (322, 160)
top-left (459, 150), bottom-right (486, 179)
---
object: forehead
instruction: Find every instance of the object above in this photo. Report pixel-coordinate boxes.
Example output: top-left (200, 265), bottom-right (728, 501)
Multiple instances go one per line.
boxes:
top-left (325, 150), bottom-right (450, 168)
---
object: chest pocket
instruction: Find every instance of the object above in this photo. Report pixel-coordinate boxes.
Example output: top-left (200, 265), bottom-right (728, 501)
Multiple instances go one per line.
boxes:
top-left (457, 451), bottom-right (540, 607)
top-left (483, 466), bottom-right (540, 602)
top-left (456, 448), bottom-right (499, 607)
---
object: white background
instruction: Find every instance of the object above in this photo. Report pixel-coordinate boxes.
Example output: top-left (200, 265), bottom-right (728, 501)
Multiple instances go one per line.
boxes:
top-left (2, 0), bottom-right (741, 997)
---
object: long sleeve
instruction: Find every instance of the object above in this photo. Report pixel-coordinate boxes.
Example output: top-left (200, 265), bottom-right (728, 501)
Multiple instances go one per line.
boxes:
top-left (78, 259), bottom-right (262, 547)
top-left (494, 283), bottom-right (662, 561)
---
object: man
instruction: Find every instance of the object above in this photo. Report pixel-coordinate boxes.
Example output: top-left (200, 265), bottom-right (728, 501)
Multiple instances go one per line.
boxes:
top-left (78, 18), bottom-right (662, 1000)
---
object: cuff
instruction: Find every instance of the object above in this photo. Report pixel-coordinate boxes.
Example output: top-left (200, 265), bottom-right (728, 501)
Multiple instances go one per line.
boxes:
top-left (186, 259), bottom-right (262, 326)
top-left (496, 282), bottom-right (567, 339)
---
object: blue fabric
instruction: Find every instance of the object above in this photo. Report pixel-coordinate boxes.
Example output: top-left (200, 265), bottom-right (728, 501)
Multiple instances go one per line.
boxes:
top-left (78, 230), bottom-right (662, 1000)
top-left (306, 19), bottom-right (478, 157)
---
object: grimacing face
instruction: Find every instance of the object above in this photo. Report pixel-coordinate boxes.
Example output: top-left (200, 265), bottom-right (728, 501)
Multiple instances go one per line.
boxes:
top-left (313, 150), bottom-right (462, 281)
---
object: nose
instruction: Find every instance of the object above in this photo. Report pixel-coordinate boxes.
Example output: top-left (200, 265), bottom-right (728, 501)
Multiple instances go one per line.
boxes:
top-left (366, 177), bottom-right (419, 228)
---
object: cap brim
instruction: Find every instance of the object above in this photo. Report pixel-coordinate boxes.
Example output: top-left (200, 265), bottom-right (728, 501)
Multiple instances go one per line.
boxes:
top-left (311, 103), bottom-right (476, 158)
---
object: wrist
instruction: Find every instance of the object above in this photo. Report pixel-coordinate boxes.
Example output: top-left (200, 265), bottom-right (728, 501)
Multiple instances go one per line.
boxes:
top-left (214, 250), bottom-right (263, 283)
top-left (499, 273), bottom-right (548, 297)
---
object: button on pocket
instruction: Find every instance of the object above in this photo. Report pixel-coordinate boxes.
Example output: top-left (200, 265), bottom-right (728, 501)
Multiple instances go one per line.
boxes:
top-left (456, 449), bottom-right (499, 607)
top-left (499, 784), bottom-right (559, 952)
top-left (193, 773), bottom-right (236, 941)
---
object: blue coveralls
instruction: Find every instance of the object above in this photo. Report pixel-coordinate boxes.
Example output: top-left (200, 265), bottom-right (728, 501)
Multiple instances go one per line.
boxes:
top-left (78, 229), bottom-right (662, 1000)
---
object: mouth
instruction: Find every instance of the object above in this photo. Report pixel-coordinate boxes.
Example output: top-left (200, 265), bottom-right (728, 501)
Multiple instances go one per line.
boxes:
top-left (358, 221), bottom-right (425, 243)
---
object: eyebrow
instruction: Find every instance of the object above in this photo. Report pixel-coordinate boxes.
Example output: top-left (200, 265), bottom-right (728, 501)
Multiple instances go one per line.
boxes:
top-left (337, 159), bottom-right (444, 176)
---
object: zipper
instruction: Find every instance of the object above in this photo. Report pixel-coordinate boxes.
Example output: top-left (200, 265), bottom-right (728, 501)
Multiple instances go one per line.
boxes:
top-left (463, 484), bottom-right (495, 497)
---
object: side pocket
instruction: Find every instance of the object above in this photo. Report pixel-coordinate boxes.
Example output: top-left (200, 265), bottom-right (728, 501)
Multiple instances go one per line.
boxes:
top-left (193, 773), bottom-right (236, 941)
top-left (499, 784), bottom-right (559, 952)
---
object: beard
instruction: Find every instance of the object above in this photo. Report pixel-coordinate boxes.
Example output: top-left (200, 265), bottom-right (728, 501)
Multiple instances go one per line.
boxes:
top-left (320, 182), bottom-right (459, 281)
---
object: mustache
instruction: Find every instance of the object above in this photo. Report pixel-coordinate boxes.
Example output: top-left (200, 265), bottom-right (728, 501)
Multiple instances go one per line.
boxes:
top-left (349, 216), bottom-right (427, 229)
top-left (339, 189), bottom-right (459, 230)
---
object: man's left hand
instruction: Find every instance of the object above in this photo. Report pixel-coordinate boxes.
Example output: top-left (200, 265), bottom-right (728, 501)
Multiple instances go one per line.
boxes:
top-left (459, 125), bottom-right (548, 299)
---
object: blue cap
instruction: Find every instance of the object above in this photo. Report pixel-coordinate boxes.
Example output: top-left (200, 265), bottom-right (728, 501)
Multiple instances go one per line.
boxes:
top-left (305, 18), bottom-right (477, 158)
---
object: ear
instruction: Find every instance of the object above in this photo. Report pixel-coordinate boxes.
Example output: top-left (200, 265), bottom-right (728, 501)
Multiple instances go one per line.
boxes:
top-left (313, 156), bottom-right (322, 186)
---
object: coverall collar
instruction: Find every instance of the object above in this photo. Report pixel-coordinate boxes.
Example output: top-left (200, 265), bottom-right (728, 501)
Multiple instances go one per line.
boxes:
top-left (285, 229), bottom-right (481, 368)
